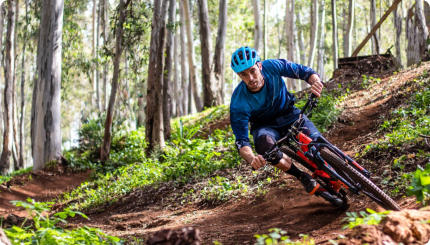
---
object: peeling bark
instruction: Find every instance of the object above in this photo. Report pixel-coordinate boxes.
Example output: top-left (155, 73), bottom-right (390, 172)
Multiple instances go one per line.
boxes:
top-left (0, 0), bottom-right (15, 174)
top-left (31, 0), bottom-right (63, 171)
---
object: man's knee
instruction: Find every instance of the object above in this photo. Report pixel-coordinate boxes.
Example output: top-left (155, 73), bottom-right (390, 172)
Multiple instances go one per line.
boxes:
top-left (255, 135), bottom-right (275, 155)
top-left (255, 135), bottom-right (283, 165)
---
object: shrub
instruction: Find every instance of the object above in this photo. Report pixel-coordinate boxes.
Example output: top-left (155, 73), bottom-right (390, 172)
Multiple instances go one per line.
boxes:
top-left (4, 198), bottom-right (121, 245)
top-left (343, 208), bottom-right (390, 229)
top-left (406, 163), bottom-right (430, 205)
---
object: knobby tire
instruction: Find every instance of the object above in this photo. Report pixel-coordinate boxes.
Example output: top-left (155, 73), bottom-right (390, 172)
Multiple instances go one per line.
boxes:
top-left (320, 147), bottom-right (401, 211)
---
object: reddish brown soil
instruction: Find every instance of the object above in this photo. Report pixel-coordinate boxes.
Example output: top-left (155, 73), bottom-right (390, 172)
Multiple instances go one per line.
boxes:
top-left (0, 170), bottom-right (91, 217)
top-left (1, 62), bottom-right (429, 244)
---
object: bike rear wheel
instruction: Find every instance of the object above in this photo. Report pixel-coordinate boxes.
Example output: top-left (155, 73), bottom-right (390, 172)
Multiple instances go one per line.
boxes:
top-left (320, 147), bottom-right (401, 211)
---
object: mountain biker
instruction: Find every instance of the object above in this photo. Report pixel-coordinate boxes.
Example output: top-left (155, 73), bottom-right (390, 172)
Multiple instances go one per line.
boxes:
top-left (229, 46), bottom-right (343, 207)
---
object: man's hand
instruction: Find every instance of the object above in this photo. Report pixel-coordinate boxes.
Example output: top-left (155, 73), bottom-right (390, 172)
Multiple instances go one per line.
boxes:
top-left (308, 74), bottom-right (324, 97)
top-left (250, 155), bottom-right (267, 170)
top-left (239, 146), bottom-right (267, 170)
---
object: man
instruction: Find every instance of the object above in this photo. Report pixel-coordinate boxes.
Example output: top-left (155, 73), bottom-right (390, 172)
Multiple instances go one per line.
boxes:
top-left (229, 46), bottom-right (343, 207)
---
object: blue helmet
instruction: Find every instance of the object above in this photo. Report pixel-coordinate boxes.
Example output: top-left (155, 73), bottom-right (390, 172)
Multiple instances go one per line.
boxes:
top-left (230, 46), bottom-right (261, 73)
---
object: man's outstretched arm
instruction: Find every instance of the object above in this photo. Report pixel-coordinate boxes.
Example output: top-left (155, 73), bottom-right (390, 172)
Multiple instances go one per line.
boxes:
top-left (239, 146), bottom-right (266, 170)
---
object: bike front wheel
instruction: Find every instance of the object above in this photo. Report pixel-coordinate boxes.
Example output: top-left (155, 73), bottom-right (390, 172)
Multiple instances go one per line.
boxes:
top-left (320, 147), bottom-right (401, 211)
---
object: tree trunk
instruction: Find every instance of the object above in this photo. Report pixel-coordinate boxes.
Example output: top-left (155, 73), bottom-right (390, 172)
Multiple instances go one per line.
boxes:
top-left (92, 0), bottom-right (98, 111)
top-left (286, 0), bottom-right (295, 90)
top-left (415, 0), bottom-right (429, 60)
top-left (137, 94), bottom-right (144, 127)
top-left (183, 0), bottom-right (202, 112)
top-left (0, 0), bottom-right (15, 174)
top-left (308, 0), bottom-right (318, 67)
top-left (18, 0), bottom-right (29, 169)
top-left (252, 0), bottom-right (262, 50)
top-left (11, 0), bottom-right (19, 170)
top-left (163, 0), bottom-right (175, 139)
top-left (331, 0), bottom-right (338, 70)
top-left (101, 0), bottom-right (109, 112)
top-left (317, 0), bottom-right (326, 81)
top-left (393, 1), bottom-right (402, 66)
top-left (31, 0), bottom-right (63, 171)
top-left (0, 3), bottom-right (5, 144)
top-left (100, 0), bottom-right (128, 161)
top-left (370, 0), bottom-right (380, 54)
top-left (213, 0), bottom-right (227, 104)
top-left (263, 0), bottom-right (267, 59)
top-left (296, 11), bottom-right (306, 64)
top-left (173, 32), bottom-right (181, 117)
top-left (197, 0), bottom-right (216, 108)
top-left (344, 0), bottom-right (354, 57)
top-left (145, 0), bottom-right (168, 152)
top-left (179, 0), bottom-right (188, 115)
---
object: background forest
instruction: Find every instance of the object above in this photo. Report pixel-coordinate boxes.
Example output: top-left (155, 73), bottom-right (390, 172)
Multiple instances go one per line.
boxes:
top-left (0, 0), bottom-right (429, 244)
top-left (0, 0), bottom-right (428, 172)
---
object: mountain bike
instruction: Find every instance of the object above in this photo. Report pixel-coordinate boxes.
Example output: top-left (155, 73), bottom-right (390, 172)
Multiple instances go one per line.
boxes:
top-left (263, 94), bottom-right (401, 211)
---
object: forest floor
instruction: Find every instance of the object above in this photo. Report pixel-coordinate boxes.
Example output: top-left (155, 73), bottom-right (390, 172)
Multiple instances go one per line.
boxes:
top-left (1, 61), bottom-right (429, 244)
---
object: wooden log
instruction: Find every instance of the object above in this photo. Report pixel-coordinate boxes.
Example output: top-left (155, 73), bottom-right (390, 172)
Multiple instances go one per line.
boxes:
top-left (352, 0), bottom-right (403, 57)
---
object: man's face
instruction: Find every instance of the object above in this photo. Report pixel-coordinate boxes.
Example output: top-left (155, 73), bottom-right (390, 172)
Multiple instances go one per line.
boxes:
top-left (237, 62), bottom-right (264, 92)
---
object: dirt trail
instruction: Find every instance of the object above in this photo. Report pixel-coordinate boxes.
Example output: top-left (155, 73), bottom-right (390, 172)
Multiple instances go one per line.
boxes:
top-left (65, 63), bottom-right (429, 244)
top-left (0, 170), bottom-right (91, 217)
top-left (1, 62), bottom-right (428, 243)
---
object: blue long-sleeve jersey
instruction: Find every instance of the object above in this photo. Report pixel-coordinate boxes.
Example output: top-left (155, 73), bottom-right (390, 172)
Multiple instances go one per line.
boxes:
top-left (229, 59), bottom-right (317, 150)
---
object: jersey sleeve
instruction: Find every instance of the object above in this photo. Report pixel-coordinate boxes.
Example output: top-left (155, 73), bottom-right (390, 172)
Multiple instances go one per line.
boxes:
top-left (266, 59), bottom-right (318, 83)
top-left (230, 106), bottom-right (251, 151)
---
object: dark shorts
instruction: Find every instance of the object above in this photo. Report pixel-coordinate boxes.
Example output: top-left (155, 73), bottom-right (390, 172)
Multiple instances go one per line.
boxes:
top-left (251, 113), bottom-right (320, 156)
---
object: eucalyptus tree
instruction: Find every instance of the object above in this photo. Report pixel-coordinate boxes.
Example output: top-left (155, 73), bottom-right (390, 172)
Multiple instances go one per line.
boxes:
top-left (344, 0), bottom-right (355, 57)
top-left (163, 0), bottom-right (175, 139)
top-left (198, 0), bottom-right (218, 108)
top-left (18, 0), bottom-right (29, 169)
top-left (296, 10), bottom-right (306, 65)
top-left (183, 0), bottom-right (201, 112)
top-left (173, 33), bottom-right (181, 117)
top-left (252, 0), bottom-right (262, 50)
top-left (0, 0), bottom-right (16, 174)
top-left (101, 0), bottom-right (109, 111)
top-left (179, 0), bottom-right (188, 115)
top-left (331, 0), bottom-right (338, 69)
top-left (370, 0), bottom-right (379, 54)
top-left (415, 0), bottom-right (429, 60)
top-left (100, 0), bottom-right (129, 161)
top-left (145, 0), bottom-right (168, 151)
top-left (317, 0), bottom-right (326, 81)
top-left (308, 0), bottom-right (318, 67)
top-left (31, 0), bottom-right (64, 171)
top-left (213, 0), bottom-right (227, 103)
top-left (393, 1), bottom-right (402, 66)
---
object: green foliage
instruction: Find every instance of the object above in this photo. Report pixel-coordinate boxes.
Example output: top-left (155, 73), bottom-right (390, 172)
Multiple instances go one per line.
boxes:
top-left (362, 88), bottom-right (430, 156)
top-left (254, 228), bottom-right (315, 245)
top-left (60, 106), bottom-right (241, 210)
top-left (342, 208), bottom-right (391, 229)
top-left (406, 163), bottom-right (430, 205)
top-left (0, 167), bottom-right (32, 185)
top-left (295, 93), bottom-right (343, 132)
top-left (360, 75), bottom-right (381, 89)
top-left (200, 176), bottom-right (248, 204)
top-left (4, 198), bottom-right (121, 245)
